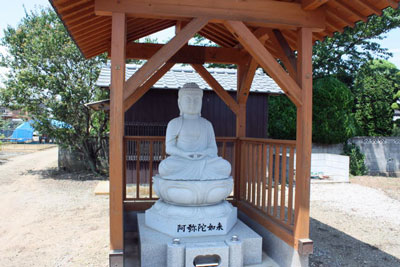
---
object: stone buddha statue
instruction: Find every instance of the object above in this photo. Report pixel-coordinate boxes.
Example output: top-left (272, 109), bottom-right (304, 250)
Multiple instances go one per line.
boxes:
top-left (158, 83), bottom-right (231, 180)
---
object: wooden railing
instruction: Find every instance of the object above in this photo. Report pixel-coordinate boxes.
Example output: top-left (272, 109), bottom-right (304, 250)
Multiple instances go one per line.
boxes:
top-left (123, 136), bottom-right (237, 205)
top-left (237, 137), bottom-right (296, 245)
top-left (123, 135), bottom-right (298, 246)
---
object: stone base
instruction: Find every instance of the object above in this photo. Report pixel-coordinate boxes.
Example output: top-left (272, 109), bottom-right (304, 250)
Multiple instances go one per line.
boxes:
top-left (109, 250), bottom-right (124, 267)
top-left (138, 214), bottom-right (262, 267)
top-left (145, 200), bottom-right (237, 237)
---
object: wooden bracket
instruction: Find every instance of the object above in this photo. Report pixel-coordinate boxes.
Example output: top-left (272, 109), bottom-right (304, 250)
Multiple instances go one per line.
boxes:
top-left (238, 58), bottom-right (258, 104)
top-left (224, 20), bottom-right (302, 107)
top-left (124, 63), bottom-right (175, 111)
top-left (267, 29), bottom-right (297, 79)
top-left (123, 17), bottom-right (208, 101)
top-left (191, 64), bottom-right (239, 115)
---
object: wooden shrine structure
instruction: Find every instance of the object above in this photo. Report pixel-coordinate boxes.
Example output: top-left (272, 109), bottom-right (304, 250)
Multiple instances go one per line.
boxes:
top-left (50, 0), bottom-right (399, 265)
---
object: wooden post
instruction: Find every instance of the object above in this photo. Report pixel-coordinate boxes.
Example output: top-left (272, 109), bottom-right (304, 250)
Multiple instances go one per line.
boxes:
top-left (234, 64), bottom-right (247, 201)
top-left (109, 12), bottom-right (126, 256)
top-left (294, 27), bottom-right (313, 248)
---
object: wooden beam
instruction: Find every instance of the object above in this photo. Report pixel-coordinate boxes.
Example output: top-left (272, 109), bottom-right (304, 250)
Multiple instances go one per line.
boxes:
top-left (109, 12), bottom-right (126, 252)
top-left (238, 59), bottom-right (258, 104)
top-left (252, 28), bottom-right (270, 42)
top-left (95, 0), bottom-right (326, 31)
top-left (123, 63), bottom-right (175, 111)
top-left (122, 42), bottom-right (248, 65)
top-left (175, 20), bottom-right (185, 33)
top-left (294, 28), bottom-right (313, 248)
top-left (302, 0), bottom-right (329, 10)
top-left (191, 64), bottom-right (239, 115)
top-left (123, 17), bottom-right (208, 101)
top-left (224, 20), bottom-right (302, 107)
top-left (268, 29), bottom-right (297, 79)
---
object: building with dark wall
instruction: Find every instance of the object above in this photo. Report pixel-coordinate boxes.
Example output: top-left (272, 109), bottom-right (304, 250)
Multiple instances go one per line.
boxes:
top-left (97, 64), bottom-right (283, 138)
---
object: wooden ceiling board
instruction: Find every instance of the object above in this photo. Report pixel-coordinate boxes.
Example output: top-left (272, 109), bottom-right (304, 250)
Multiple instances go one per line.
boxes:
top-left (70, 17), bottom-right (110, 36)
top-left (198, 28), bottom-right (236, 48)
top-left (50, 0), bottom-right (400, 58)
top-left (61, 1), bottom-right (94, 19)
top-left (127, 20), bottom-right (176, 42)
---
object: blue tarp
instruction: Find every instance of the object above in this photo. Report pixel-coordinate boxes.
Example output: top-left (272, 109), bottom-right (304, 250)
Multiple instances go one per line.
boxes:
top-left (10, 121), bottom-right (34, 142)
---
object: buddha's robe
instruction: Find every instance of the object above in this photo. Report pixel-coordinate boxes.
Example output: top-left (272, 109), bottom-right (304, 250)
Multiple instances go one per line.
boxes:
top-left (158, 116), bottom-right (231, 180)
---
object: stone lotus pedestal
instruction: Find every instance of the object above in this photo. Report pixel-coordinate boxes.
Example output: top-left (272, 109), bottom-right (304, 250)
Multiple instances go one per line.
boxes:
top-left (145, 175), bottom-right (237, 237)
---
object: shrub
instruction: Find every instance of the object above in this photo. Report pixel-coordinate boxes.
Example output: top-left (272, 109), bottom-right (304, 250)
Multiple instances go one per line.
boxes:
top-left (343, 142), bottom-right (367, 176)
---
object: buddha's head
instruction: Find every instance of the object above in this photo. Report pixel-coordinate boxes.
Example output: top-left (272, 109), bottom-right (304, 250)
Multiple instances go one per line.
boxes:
top-left (178, 83), bottom-right (203, 116)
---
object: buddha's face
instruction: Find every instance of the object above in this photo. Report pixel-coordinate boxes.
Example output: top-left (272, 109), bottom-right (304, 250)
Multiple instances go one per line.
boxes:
top-left (178, 93), bottom-right (202, 115)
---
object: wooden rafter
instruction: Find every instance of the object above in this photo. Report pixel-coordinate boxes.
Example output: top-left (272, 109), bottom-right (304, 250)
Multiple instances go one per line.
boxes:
top-left (326, 9), bottom-right (354, 28)
top-left (331, 0), bottom-right (367, 22)
top-left (123, 17), bottom-right (208, 101)
top-left (51, 0), bottom-right (400, 59)
top-left (224, 20), bottom-right (302, 107)
top-left (95, 0), bottom-right (326, 30)
top-left (191, 64), bottom-right (239, 115)
top-left (124, 63), bottom-right (175, 111)
top-left (352, 0), bottom-right (382, 16)
top-left (302, 0), bottom-right (329, 11)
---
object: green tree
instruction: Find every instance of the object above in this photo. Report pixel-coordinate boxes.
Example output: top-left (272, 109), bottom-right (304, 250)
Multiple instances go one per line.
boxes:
top-left (354, 59), bottom-right (400, 136)
top-left (268, 77), bottom-right (356, 143)
top-left (312, 77), bottom-right (356, 144)
top-left (313, 7), bottom-right (400, 85)
top-left (267, 95), bottom-right (296, 140)
top-left (0, 8), bottom-right (108, 173)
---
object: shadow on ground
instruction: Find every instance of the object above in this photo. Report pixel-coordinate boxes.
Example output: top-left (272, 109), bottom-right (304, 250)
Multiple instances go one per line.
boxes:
top-left (310, 218), bottom-right (400, 267)
top-left (24, 167), bottom-right (108, 181)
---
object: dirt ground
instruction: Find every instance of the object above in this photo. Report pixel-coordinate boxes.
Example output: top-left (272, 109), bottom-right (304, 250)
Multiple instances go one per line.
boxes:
top-left (0, 147), bottom-right (399, 266)
top-left (309, 178), bottom-right (400, 266)
top-left (0, 147), bottom-right (109, 267)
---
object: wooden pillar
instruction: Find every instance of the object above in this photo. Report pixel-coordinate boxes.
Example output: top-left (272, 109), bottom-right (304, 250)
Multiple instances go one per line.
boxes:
top-left (294, 27), bottom-right (313, 247)
top-left (236, 64), bottom-right (247, 137)
top-left (235, 64), bottom-right (247, 201)
top-left (109, 12), bottom-right (126, 255)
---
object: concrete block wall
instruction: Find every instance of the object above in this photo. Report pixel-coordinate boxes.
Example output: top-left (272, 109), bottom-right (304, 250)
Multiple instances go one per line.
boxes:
top-left (311, 137), bottom-right (400, 177)
top-left (310, 153), bottom-right (349, 182)
top-left (348, 137), bottom-right (400, 177)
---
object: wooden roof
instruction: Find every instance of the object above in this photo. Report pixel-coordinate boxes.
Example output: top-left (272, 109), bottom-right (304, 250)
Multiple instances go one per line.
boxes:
top-left (50, 0), bottom-right (399, 59)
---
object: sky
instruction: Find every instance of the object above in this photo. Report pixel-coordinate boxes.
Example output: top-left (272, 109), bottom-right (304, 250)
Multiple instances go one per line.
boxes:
top-left (0, 0), bottom-right (399, 78)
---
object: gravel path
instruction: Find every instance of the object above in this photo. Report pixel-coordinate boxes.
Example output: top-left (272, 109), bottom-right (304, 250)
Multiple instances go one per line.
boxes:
top-left (0, 147), bottom-right (109, 267)
top-left (1, 147), bottom-right (399, 266)
top-left (310, 182), bottom-right (400, 266)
